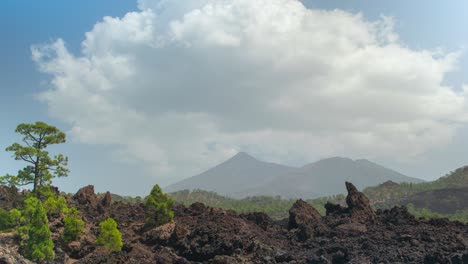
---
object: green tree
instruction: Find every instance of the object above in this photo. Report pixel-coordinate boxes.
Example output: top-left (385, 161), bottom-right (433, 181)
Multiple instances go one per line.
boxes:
top-left (42, 189), bottom-right (69, 219)
top-left (0, 208), bottom-right (22, 231)
top-left (1, 122), bottom-right (69, 193)
top-left (18, 196), bottom-right (55, 261)
top-left (145, 184), bottom-right (174, 228)
top-left (62, 208), bottom-right (85, 242)
top-left (96, 218), bottom-right (123, 252)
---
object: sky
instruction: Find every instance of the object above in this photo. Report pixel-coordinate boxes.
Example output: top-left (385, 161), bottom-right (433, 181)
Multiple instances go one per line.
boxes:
top-left (1, 0), bottom-right (468, 196)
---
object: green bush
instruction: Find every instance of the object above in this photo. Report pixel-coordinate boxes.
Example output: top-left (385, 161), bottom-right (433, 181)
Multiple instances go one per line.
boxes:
top-left (44, 196), bottom-right (69, 217)
top-left (0, 208), bottom-right (15, 231)
top-left (145, 184), bottom-right (174, 228)
top-left (62, 208), bottom-right (85, 242)
top-left (8, 209), bottom-right (22, 227)
top-left (19, 196), bottom-right (55, 261)
top-left (96, 218), bottom-right (123, 252)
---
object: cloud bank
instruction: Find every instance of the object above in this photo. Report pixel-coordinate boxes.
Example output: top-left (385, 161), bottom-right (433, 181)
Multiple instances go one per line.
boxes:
top-left (32, 0), bottom-right (468, 183)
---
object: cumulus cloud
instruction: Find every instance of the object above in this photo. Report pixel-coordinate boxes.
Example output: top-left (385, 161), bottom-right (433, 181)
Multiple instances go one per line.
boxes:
top-left (32, 0), bottom-right (468, 183)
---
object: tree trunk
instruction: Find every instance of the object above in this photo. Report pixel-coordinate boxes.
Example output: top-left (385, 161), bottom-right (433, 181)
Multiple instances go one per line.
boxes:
top-left (34, 140), bottom-right (42, 194)
top-left (33, 160), bottom-right (39, 193)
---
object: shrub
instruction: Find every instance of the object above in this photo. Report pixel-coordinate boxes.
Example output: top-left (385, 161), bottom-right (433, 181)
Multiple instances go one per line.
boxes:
top-left (0, 208), bottom-right (19, 231)
top-left (96, 218), bottom-right (123, 252)
top-left (19, 196), bottom-right (55, 261)
top-left (144, 184), bottom-right (174, 228)
top-left (62, 208), bottom-right (85, 242)
top-left (8, 208), bottom-right (22, 227)
top-left (44, 196), bottom-right (69, 217)
top-left (0, 208), bottom-right (15, 231)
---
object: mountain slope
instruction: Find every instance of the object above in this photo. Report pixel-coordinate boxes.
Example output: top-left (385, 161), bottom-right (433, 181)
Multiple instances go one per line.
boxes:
top-left (164, 152), bottom-right (295, 197)
top-left (401, 187), bottom-right (468, 214)
top-left (364, 166), bottom-right (468, 210)
top-left (166, 153), bottom-right (422, 199)
top-left (248, 157), bottom-right (423, 198)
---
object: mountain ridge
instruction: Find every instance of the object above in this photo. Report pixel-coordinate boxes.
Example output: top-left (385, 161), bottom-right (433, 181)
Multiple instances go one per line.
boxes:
top-left (165, 152), bottom-right (295, 196)
top-left (165, 152), bottom-right (423, 199)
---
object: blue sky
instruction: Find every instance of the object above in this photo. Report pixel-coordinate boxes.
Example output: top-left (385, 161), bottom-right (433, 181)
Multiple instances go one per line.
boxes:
top-left (1, 0), bottom-right (468, 195)
top-left (0, 0), bottom-right (139, 194)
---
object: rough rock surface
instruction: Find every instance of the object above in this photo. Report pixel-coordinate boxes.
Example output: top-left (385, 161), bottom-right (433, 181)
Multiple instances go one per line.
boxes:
top-left (0, 185), bottom-right (23, 210)
top-left (73, 185), bottom-right (98, 206)
top-left (0, 232), bottom-right (32, 264)
top-left (3, 182), bottom-right (468, 263)
top-left (345, 181), bottom-right (376, 223)
top-left (288, 199), bottom-right (328, 240)
top-left (101, 191), bottom-right (112, 207)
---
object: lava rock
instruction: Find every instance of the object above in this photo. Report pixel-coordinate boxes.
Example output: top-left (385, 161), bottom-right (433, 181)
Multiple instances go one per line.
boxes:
top-left (345, 182), bottom-right (376, 223)
top-left (289, 199), bottom-right (328, 241)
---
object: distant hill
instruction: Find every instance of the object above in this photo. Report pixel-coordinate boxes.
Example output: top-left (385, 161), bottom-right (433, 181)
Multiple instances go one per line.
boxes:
top-left (165, 153), bottom-right (423, 199)
top-left (402, 187), bottom-right (468, 214)
top-left (364, 166), bottom-right (468, 212)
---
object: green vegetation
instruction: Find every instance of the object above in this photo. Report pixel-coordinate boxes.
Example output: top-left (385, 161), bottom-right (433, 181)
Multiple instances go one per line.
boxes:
top-left (406, 203), bottom-right (468, 223)
top-left (96, 218), bottom-right (123, 252)
top-left (145, 184), bottom-right (174, 227)
top-left (39, 186), bottom-right (84, 242)
top-left (0, 208), bottom-right (21, 231)
top-left (62, 208), bottom-right (85, 242)
top-left (168, 189), bottom-right (346, 219)
top-left (97, 193), bottom-right (143, 204)
top-left (1, 122), bottom-right (69, 193)
top-left (44, 195), bottom-right (69, 217)
top-left (364, 167), bottom-right (468, 209)
top-left (406, 203), bottom-right (443, 219)
top-left (171, 188), bottom-right (468, 223)
top-left (18, 196), bottom-right (55, 261)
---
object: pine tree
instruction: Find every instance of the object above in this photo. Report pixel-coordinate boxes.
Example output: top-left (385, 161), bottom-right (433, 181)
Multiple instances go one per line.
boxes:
top-left (1, 122), bottom-right (68, 193)
top-left (144, 184), bottom-right (174, 228)
top-left (96, 218), bottom-right (123, 252)
top-left (19, 196), bottom-right (55, 261)
top-left (62, 208), bottom-right (85, 242)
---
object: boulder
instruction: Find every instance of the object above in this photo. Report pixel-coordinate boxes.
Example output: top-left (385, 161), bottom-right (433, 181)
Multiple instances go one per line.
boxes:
top-left (144, 222), bottom-right (176, 244)
top-left (288, 199), bottom-right (328, 241)
top-left (241, 212), bottom-right (272, 231)
top-left (324, 202), bottom-right (348, 216)
top-left (73, 185), bottom-right (98, 207)
top-left (101, 191), bottom-right (112, 207)
top-left (378, 206), bottom-right (417, 225)
top-left (345, 182), bottom-right (376, 223)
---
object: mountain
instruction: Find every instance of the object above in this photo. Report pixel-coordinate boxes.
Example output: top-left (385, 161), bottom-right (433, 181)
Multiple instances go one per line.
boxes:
top-left (164, 152), bottom-right (295, 197)
top-left (165, 153), bottom-right (423, 199)
top-left (242, 157), bottom-right (423, 198)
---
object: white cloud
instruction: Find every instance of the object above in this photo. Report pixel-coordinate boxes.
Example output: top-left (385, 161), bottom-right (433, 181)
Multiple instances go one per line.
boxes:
top-left (32, 0), bottom-right (468, 184)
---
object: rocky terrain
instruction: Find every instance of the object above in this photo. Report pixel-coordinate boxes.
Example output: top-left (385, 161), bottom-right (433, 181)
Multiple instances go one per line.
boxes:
top-left (2, 182), bottom-right (468, 263)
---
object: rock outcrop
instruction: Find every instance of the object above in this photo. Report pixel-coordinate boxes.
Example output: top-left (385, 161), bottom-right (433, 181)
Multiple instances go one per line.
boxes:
top-left (0, 185), bottom-right (22, 210)
top-left (101, 191), bottom-right (112, 207)
top-left (73, 185), bottom-right (99, 207)
top-left (72, 185), bottom-right (113, 220)
top-left (345, 181), bottom-right (376, 223)
top-left (288, 199), bottom-right (328, 240)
